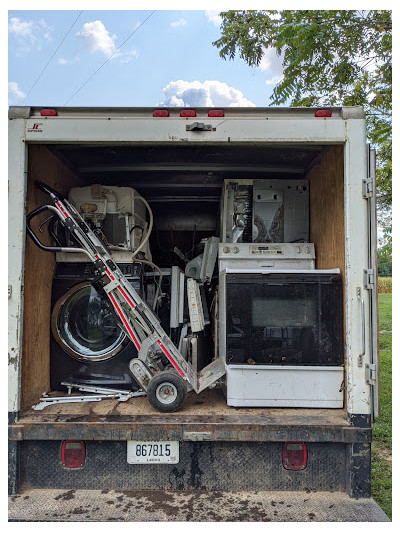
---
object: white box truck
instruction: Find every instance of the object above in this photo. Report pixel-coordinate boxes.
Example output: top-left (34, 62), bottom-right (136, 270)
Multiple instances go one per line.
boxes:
top-left (8, 106), bottom-right (386, 521)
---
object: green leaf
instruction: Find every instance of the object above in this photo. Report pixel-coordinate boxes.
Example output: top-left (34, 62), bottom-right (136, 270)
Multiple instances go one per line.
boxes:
top-left (214, 9), bottom-right (392, 219)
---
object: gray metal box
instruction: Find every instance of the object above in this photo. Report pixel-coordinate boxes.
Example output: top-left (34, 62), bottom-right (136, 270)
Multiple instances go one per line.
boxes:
top-left (220, 179), bottom-right (309, 244)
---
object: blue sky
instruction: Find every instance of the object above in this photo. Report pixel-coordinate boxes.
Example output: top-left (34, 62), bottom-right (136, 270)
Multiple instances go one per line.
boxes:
top-left (8, 9), bottom-right (284, 108)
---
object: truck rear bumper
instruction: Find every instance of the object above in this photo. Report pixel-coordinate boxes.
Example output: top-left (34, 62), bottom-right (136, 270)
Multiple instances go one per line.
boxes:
top-left (9, 488), bottom-right (389, 522)
top-left (9, 389), bottom-right (372, 498)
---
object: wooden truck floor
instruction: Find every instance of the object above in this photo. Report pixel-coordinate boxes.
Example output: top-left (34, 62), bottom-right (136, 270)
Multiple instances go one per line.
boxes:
top-left (10, 387), bottom-right (368, 444)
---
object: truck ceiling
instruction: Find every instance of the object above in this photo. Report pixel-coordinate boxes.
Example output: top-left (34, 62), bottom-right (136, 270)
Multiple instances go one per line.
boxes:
top-left (45, 143), bottom-right (331, 201)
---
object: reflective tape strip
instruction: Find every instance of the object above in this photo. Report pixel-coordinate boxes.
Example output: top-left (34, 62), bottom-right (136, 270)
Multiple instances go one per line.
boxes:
top-left (105, 269), bottom-right (115, 281)
top-left (56, 202), bottom-right (69, 219)
top-left (157, 341), bottom-right (185, 378)
top-left (108, 293), bottom-right (140, 351)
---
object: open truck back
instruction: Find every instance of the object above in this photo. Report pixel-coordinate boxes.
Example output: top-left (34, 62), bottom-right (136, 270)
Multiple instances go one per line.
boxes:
top-left (8, 106), bottom-right (387, 521)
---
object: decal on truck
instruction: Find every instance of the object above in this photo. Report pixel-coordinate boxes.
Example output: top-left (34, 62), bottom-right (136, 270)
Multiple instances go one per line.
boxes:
top-left (27, 123), bottom-right (43, 132)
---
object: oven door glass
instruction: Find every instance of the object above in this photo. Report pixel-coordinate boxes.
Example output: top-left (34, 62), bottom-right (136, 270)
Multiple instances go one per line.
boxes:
top-left (225, 272), bottom-right (343, 366)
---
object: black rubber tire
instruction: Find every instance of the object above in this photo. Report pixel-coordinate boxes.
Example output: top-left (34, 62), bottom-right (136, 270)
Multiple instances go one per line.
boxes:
top-left (147, 370), bottom-right (187, 412)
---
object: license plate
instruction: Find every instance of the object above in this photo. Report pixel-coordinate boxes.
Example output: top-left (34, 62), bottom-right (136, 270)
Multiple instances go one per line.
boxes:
top-left (127, 441), bottom-right (179, 464)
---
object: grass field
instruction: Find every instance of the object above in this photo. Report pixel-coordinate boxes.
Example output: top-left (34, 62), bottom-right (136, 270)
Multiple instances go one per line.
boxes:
top-left (371, 293), bottom-right (392, 519)
top-left (378, 277), bottom-right (392, 294)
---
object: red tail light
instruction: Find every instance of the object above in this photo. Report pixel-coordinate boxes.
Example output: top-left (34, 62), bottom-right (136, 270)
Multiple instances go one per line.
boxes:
top-left (40, 109), bottom-right (58, 116)
top-left (315, 109), bottom-right (332, 117)
top-left (61, 440), bottom-right (86, 468)
top-left (282, 442), bottom-right (307, 470)
top-left (180, 109), bottom-right (196, 117)
top-left (153, 109), bottom-right (169, 117)
top-left (208, 109), bottom-right (224, 117)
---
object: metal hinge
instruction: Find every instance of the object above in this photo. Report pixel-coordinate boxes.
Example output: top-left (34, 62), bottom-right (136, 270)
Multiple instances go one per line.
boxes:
top-left (363, 268), bottom-right (375, 289)
top-left (362, 177), bottom-right (373, 198)
top-left (8, 285), bottom-right (12, 299)
top-left (365, 363), bottom-right (377, 385)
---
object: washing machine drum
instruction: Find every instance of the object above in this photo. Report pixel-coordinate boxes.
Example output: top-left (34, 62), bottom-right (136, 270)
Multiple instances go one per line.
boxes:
top-left (52, 282), bottom-right (128, 362)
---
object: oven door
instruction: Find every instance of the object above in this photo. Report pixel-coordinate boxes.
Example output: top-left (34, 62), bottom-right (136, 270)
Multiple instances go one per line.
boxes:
top-left (222, 270), bottom-right (344, 367)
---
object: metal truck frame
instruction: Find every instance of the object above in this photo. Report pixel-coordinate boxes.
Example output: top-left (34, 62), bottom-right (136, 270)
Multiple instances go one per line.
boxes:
top-left (8, 106), bottom-right (379, 505)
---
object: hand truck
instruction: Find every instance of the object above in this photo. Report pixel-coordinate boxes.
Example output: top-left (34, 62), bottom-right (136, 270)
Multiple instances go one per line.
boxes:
top-left (26, 181), bottom-right (226, 412)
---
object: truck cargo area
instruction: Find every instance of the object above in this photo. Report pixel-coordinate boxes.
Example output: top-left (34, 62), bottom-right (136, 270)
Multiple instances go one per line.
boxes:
top-left (21, 141), bottom-right (346, 412)
top-left (9, 139), bottom-right (360, 492)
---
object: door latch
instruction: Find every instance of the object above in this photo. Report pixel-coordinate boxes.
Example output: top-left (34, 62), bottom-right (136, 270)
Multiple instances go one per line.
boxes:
top-left (186, 122), bottom-right (212, 131)
top-left (363, 268), bottom-right (375, 290)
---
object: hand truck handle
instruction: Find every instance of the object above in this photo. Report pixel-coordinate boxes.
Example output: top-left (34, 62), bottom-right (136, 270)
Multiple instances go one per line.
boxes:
top-left (26, 204), bottom-right (94, 259)
top-left (34, 180), bottom-right (62, 200)
top-left (26, 205), bottom-right (65, 253)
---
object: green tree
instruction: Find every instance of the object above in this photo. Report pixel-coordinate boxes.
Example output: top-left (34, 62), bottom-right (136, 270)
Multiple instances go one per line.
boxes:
top-left (213, 10), bottom-right (392, 220)
top-left (378, 245), bottom-right (392, 277)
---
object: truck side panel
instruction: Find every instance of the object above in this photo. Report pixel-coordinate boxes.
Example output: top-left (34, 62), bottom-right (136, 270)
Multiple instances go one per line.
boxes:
top-left (8, 118), bottom-right (27, 418)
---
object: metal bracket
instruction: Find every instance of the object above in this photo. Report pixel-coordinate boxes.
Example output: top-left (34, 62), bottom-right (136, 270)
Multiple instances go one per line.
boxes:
top-left (93, 258), bottom-right (107, 275)
top-left (183, 431), bottom-right (212, 441)
top-left (186, 122), bottom-right (212, 131)
top-left (365, 363), bottom-right (377, 385)
top-left (129, 358), bottom-right (154, 391)
top-left (8, 285), bottom-right (12, 299)
top-left (362, 178), bottom-right (373, 199)
top-left (363, 268), bottom-right (375, 290)
top-left (33, 394), bottom-right (105, 410)
top-left (32, 383), bottom-right (145, 410)
top-left (137, 337), bottom-right (157, 362)
top-left (61, 382), bottom-right (145, 400)
top-left (102, 278), bottom-right (121, 293)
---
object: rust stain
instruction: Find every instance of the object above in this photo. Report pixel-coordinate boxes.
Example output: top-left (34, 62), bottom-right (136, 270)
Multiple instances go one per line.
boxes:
top-left (8, 353), bottom-right (18, 371)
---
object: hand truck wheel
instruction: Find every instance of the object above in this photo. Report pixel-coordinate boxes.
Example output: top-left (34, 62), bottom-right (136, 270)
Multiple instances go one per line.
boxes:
top-left (146, 370), bottom-right (187, 412)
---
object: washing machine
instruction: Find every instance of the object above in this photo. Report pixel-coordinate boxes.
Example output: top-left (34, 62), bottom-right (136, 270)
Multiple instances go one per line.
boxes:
top-left (50, 262), bottom-right (144, 391)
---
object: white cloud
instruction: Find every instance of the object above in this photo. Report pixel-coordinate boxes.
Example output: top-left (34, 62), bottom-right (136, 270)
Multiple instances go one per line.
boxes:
top-left (160, 80), bottom-right (255, 108)
top-left (8, 17), bottom-right (35, 40)
top-left (58, 57), bottom-right (71, 65)
top-left (119, 49), bottom-right (139, 64)
top-left (8, 82), bottom-right (26, 101)
top-left (170, 18), bottom-right (187, 28)
top-left (38, 18), bottom-right (52, 40)
top-left (77, 21), bottom-right (117, 58)
top-left (9, 16), bottom-right (53, 54)
top-left (265, 76), bottom-right (283, 86)
top-left (258, 47), bottom-right (284, 88)
top-left (259, 47), bottom-right (283, 76)
top-left (74, 21), bottom-right (136, 64)
top-left (205, 10), bottom-right (222, 26)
